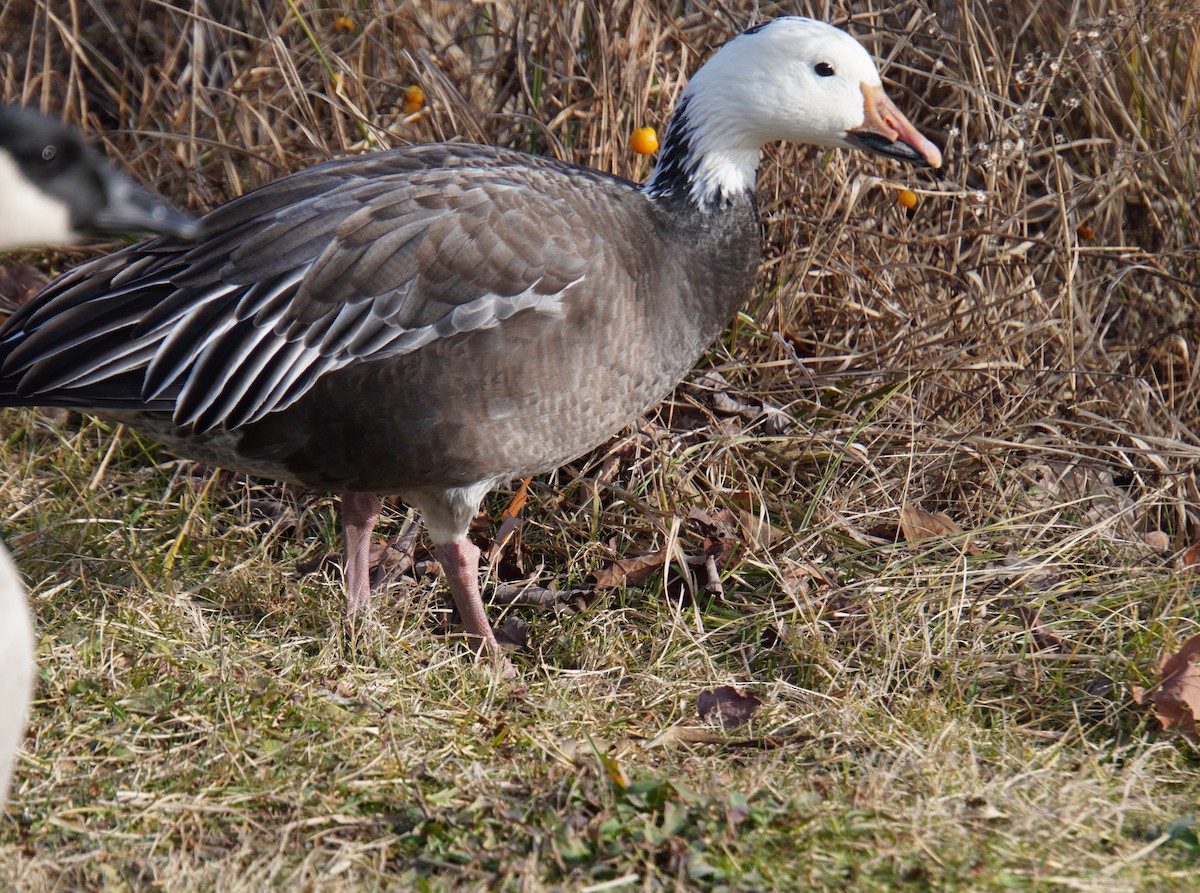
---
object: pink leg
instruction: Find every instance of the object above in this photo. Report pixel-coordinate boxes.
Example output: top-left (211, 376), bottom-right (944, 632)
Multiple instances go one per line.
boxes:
top-left (434, 539), bottom-right (514, 677)
top-left (341, 492), bottom-right (382, 617)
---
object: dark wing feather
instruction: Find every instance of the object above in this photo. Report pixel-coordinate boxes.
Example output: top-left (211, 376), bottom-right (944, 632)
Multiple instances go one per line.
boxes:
top-left (0, 145), bottom-right (620, 431)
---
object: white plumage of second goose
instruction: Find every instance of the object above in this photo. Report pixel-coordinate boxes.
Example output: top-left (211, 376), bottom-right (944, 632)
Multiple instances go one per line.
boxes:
top-left (0, 544), bottom-right (30, 803)
top-left (0, 18), bottom-right (941, 670)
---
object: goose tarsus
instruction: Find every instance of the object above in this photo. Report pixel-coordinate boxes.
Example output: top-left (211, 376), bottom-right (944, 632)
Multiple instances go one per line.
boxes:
top-left (434, 539), bottom-right (514, 677)
top-left (341, 492), bottom-right (383, 617)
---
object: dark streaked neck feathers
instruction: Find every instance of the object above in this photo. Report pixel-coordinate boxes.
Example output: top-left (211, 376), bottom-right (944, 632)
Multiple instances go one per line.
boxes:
top-left (642, 92), bottom-right (761, 212)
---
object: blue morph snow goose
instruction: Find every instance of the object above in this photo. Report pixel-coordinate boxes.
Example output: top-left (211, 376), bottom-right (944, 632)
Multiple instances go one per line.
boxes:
top-left (0, 19), bottom-right (941, 669)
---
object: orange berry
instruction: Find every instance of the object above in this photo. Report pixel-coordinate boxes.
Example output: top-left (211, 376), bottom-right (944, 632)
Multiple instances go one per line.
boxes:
top-left (631, 126), bottom-right (659, 155)
top-left (896, 188), bottom-right (918, 209)
top-left (403, 85), bottom-right (425, 115)
top-left (333, 16), bottom-right (355, 33)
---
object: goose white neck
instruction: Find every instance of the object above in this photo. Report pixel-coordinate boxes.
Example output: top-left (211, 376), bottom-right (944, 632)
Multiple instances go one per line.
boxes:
top-left (0, 151), bottom-right (76, 249)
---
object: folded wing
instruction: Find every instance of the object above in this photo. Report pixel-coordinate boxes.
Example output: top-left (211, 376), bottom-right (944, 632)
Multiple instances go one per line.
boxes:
top-left (0, 145), bottom-right (605, 432)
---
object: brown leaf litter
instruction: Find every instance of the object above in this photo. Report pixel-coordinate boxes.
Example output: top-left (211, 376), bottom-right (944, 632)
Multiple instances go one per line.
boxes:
top-left (900, 502), bottom-right (981, 555)
top-left (697, 685), bottom-right (762, 729)
top-left (1133, 633), bottom-right (1200, 739)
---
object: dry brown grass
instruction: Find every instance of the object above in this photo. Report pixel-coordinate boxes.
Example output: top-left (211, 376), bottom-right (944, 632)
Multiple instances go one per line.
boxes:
top-left (2, 0), bottom-right (1200, 890)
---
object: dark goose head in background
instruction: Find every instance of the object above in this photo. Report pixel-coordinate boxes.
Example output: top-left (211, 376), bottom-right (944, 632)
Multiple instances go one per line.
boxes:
top-left (0, 104), bottom-right (201, 250)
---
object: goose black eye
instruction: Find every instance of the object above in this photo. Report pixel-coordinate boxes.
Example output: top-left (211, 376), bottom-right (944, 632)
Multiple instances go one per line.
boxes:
top-left (29, 142), bottom-right (67, 176)
top-left (815, 62), bottom-right (835, 77)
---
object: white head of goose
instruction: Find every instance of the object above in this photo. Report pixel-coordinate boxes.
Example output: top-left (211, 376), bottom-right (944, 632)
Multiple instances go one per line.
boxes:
top-left (0, 104), bottom-right (201, 249)
top-left (0, 18), bottom-right (940, 674)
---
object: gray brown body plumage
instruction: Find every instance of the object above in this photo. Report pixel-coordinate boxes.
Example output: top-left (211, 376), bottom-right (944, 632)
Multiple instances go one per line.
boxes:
top-left (0, 144), bottom-right (760, 495)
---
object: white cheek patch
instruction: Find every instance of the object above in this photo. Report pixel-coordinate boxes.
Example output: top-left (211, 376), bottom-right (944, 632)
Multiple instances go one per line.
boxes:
top-left (0, 152), bottom-right (78, 250)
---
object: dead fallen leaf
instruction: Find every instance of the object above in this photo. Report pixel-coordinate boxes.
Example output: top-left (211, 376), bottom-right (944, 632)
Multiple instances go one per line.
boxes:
top-left (694, 370), bottom-right (757, 417)
top-left (738, 509), bottom-right (784, 550)
top-left (688, 508), bottom-right (736, 562)
top-left (687, 509), bottom-right (735, 595)
top-left (957, 796), bottom-right (1007, 821)
top-left (699, 553), bottom-right (723, 595)
top-left (1182, 542), bottom-right (1200, 572)
top-left (1143, 530), bottom-right (1171, 553)
top-left (491, 583), bottom-right (593, 613)
top-left (645, 726), bottom-right (737, 748)
top-left (0, 264), bottom-right (50, 315)
top-left (495, 616), bottom-right (529, 650)
top-left (900, 502), bottom-right (962, 540)
top-left (982, 552), bottom-right (1061, 591)
top-left (590, 548), bottom-right (668, 590)
top-left (644, 725), bottom-right (805, 749)
top-left (484, 478), bottom-right (531, 571)
top-left (371, 530), bottom-right (419, 584)
top-left (364, 537), bottom-right (398, 564)
top-left (779, 560), bottom-right (832, 599)
top-left (502, 478), bottom-right (531, 520)
top-left (900, 503), bottom-right (980, 555)
top-left (596, 748), bottom-right (629, 790)
top-left (726, 491), bottom-right (787, 550)
top-left (1132, 633), bottom-right (1200, 739)
top-left (245, 496), bottom-right (300, 532)
top-left (690, 371), bottom-right (789, 433)
top-left (296, 529), bottom-right (417, 582)
top-left (697, 685), bottom-right (762, 729)
top-left (1013, 605), bottom-right (1067, 653)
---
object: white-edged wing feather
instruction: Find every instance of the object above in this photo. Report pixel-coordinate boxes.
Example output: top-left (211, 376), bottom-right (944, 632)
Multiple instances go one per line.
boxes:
top-left (0, 145), bottom-right (612, 431)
